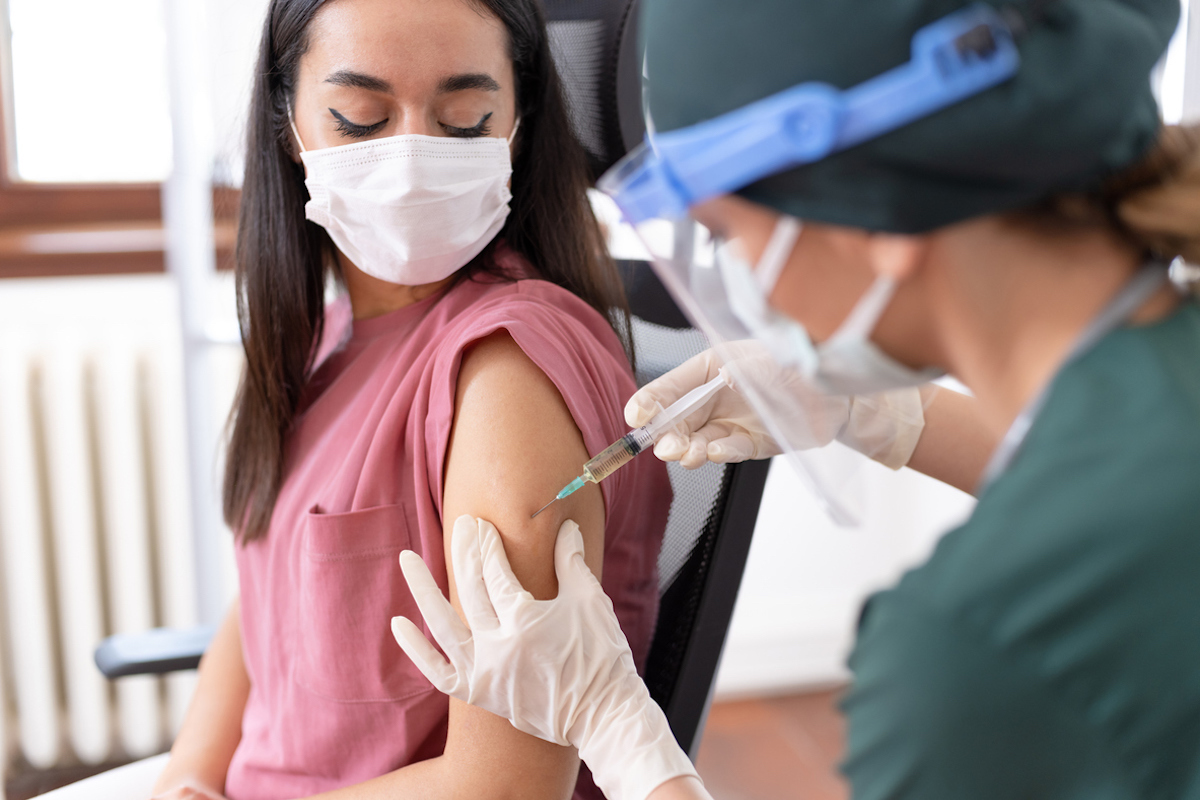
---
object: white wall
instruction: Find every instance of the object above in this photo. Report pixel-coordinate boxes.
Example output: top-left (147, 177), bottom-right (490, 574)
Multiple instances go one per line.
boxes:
top-left (715, 448), bottom-right (975, 697)
top-left (207, 0), bottom-right (272, 186)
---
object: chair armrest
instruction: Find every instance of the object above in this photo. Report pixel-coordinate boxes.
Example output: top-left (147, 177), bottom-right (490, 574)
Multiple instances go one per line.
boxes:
top-left (94, 625), bottom-right (217, 678)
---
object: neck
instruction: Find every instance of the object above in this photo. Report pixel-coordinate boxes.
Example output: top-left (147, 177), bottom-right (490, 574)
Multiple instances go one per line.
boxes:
top-left (340, 253), bottom-right (455, 320)
top-left (928, 220), bottom-right (1172, 438)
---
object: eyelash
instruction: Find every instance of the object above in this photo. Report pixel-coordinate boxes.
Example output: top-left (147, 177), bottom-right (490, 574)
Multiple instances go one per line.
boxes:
top-left (330, 108), bottom-right (386, 138)
top-left (442, 112), bottom-right (493, 139)
top-left (328, 109), bottom-right (495, 140)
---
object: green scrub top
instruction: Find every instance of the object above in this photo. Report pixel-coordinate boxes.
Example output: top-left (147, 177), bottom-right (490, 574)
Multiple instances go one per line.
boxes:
top-left (841, 299), bottom-right (1200, 799)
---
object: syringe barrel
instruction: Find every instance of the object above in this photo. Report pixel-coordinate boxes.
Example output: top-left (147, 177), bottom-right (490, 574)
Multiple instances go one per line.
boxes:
top-left (582, 432), bottom-right (645, 483)
top-left (627, 426), bottom-right (655, 453)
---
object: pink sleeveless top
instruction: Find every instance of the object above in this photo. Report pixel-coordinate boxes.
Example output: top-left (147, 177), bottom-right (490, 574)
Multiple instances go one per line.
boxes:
top-left (226, 249), bottom-right (671, 800)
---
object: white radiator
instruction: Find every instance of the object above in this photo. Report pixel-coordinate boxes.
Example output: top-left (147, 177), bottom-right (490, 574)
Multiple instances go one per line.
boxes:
top-left (0, 275), bottom-right (219, 789)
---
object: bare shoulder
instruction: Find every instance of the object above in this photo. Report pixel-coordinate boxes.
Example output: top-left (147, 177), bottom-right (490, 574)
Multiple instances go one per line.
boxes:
top-left (453, 329), bottom-right (563, 422)
top-left (443, 330), bottom-right (605, 600)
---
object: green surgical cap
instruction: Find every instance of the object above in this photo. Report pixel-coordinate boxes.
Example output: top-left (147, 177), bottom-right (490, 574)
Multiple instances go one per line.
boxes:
top-left (641, 0), bottom-right (1180, 233)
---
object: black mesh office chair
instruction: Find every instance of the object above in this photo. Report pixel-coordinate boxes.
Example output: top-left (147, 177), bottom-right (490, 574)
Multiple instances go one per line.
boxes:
top-left (97, 0), bottom-right (771, 761)
top-left (619, 261), bottom-right (771, 758)
top-left (542, 0), bottom-right (646, 177)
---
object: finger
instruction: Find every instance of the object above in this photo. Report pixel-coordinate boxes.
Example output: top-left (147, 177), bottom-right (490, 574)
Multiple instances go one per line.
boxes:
top-left (391, 616), bottom-right (461, 696)
top-left (680, 432), bottom-right (715, 470)
top-left (450, 516), bottom-right (499, 632)
top-left (653, 431), bottom-right (690, 462)
top-left (554, 518), bottom-right (599, 589)
top-left (624, 391), bottom-right (664, 428)
top-left (707, 433), bottom-right (758, 463)
top-left (399, 550), bottom-right (472, 655)
top-left (478, 518), bottom-right (535, 612)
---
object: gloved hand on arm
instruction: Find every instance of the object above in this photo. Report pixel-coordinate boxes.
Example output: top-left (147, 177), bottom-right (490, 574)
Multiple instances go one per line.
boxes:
top-left (626, 342), bottom-right (925, 470)
top-left (391, 515), bottom-right (711, 800)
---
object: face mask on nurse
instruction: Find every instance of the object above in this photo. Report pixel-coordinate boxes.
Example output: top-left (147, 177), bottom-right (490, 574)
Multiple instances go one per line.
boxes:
top-left (291, 114), bottom-right (518, 286)
top-left (720, 214), bottom-right (944, 396)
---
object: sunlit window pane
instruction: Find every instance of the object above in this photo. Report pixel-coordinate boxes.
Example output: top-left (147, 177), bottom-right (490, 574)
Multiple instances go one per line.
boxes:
top-left (7, 0), bottom-right (173, 183)
top-left (1157, 0), bottom-right (1190, 124)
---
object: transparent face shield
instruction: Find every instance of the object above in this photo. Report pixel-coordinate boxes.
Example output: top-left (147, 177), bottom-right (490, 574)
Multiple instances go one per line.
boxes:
top-left (599, 5), bottom-right (1024, 524)
top-left (603, 205), bottom-right (876, 525)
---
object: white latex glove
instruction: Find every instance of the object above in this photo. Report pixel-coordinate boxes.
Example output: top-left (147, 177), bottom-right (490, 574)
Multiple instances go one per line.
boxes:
top-left (625, 342), bottom-right (924, 471)
top-left (151, 785), bottom-right (229, 800)
top-left (391, 515), bottom-right (701, 800)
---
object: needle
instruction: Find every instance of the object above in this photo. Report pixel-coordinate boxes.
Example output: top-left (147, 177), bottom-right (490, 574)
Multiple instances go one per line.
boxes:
top-left (531, 476), bottom-right (587, 519)
top-left (530, 497), bottom-right (557, 519)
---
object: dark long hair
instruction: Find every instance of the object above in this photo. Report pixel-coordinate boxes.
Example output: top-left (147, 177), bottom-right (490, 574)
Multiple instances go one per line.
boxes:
top-left (224, 0), bottom-right (629, 542)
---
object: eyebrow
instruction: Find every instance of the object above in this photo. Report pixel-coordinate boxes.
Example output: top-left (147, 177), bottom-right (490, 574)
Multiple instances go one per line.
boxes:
top-left (325, 69), bottom-right (392, 93)
top-left (323, 69), bottom-right (500, 96)
top-left (438, 73), bottom-right (501, 94)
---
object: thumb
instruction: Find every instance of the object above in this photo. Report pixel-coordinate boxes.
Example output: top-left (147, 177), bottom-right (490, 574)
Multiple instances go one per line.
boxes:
top-left (553, 519), bottom-right (594, 588)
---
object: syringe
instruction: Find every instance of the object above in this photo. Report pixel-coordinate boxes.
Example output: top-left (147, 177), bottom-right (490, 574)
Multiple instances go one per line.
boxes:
top-left (531, 373), bottom-right (729, 519)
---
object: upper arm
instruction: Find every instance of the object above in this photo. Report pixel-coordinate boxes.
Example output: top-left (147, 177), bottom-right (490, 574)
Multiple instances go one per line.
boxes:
top-left (440, 330), bottom-right (607, 799)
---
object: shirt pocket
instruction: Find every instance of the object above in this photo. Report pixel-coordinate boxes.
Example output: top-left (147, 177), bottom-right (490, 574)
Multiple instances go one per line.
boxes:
top-left (296, 503), bottom-right (432, 702)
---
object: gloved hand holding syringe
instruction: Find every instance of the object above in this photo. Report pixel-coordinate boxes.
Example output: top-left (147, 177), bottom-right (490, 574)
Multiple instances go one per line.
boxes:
top-left (530, 373), bottom-right (731, 519)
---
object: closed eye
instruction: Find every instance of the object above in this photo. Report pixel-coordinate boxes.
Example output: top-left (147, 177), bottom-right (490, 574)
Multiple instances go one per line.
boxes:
top-left (329, 108), bottom-right (387, 139)
top-left (441, 112), bottom-right (493, 138)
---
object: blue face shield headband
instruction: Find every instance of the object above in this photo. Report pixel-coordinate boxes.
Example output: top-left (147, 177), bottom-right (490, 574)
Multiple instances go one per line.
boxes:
top-left (598, 3), bottom-right (1022, 223)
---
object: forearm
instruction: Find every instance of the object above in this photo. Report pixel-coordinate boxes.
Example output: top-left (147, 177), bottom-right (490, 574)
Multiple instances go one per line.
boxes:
top-left (299, 756), bottom-right (446, 800)
top-left (154, 601), bottom-right (251, 795)
top-left (302, 749), bottom-right (575, 800)
top-left (905, 386), bottom-right (997, 495)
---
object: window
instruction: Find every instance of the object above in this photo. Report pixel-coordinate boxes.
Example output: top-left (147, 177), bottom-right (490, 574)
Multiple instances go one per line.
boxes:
top-left (7, 0), bottom-right (173, 183)
top-left (0, 0), bottom-right (237, 278)
top-left (1156, 0), bottom-right (1191, 124)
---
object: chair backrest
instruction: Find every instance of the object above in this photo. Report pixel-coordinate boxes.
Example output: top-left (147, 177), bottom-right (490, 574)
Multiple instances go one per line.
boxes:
top-left (542, 0), bottom-right (646, 177)
top-left (621, 260), bottom-right (772, 759)
top-left (541, 2), bottom-right (771, 757)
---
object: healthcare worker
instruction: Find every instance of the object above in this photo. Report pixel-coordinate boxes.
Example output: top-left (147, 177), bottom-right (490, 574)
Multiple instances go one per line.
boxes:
top-left (389, 0), bottom-right (1200, 798)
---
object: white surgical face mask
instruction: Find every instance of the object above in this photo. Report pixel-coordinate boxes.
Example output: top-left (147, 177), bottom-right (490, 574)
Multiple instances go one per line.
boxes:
top-left (720, 215), bottom-right (943, 395)
top-left (292, 115), bottom-right (516, 285)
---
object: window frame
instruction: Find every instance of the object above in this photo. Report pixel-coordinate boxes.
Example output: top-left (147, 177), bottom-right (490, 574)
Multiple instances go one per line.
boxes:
top-left (0, 9), bottom-right (236, 279)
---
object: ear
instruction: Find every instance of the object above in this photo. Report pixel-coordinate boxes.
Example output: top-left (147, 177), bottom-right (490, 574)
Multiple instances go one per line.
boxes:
top-left (506, 113), bottom-right (522, 159)
top-left (284, 104), bottom-right (305, 166)
top-left (865, 234), bottom-right (927, 281)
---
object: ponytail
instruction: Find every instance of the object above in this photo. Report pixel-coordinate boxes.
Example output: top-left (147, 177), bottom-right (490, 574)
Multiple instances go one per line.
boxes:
top-left (1015, 125), bottom-right (1200, 277)
top-left (1110, 124), bottom-right (1200, 264)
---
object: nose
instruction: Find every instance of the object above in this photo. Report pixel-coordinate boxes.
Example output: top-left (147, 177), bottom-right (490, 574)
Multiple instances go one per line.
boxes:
top-left (388, 109), bottom-right (439, 138)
